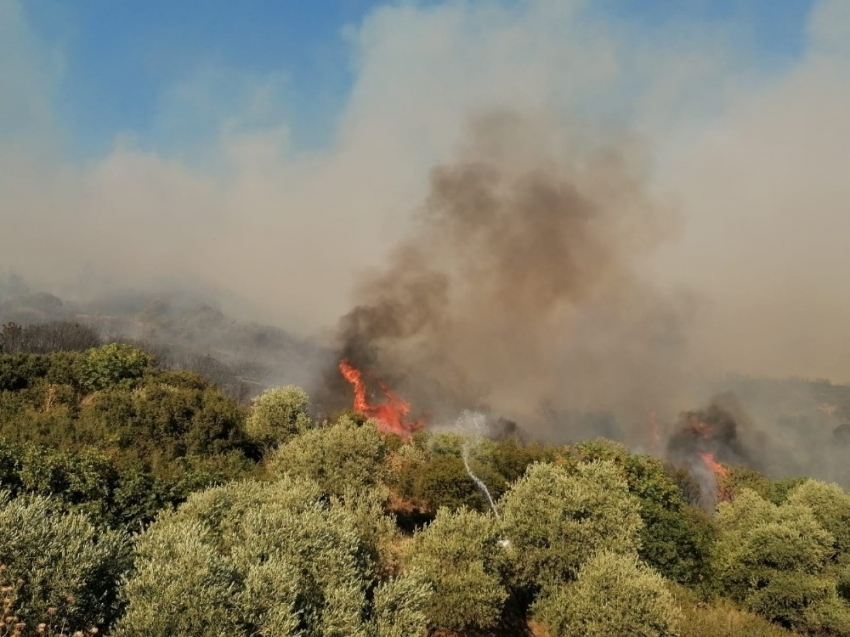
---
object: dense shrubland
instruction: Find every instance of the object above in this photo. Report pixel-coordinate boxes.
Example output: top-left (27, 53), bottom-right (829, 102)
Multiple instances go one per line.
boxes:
top-left (2, 345), bottom-right (850, 635)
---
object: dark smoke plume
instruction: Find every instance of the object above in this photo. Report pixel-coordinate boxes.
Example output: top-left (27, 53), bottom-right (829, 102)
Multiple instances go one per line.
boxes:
top-left (318, 112), bottom-right (694, 437)
top-left (666, 392), bottom-right (760, 470)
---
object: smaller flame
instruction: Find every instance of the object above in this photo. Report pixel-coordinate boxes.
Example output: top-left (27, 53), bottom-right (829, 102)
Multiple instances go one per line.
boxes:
top-left (698, 451), bottom-right (728, 478)
top-left (339, 360), bottom-right (424, 438)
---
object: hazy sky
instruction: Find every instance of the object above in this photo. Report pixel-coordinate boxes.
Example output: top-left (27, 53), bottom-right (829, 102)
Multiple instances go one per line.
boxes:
top-left (2, 0), bottom-right (849, 381)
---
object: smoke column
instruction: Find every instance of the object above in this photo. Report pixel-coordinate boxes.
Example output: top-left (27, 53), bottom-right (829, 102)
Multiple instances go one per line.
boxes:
top-left (320, 111), bottom-right (694, 440)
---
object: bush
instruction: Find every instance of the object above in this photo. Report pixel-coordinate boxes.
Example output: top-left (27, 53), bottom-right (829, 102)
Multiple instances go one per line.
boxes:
top-left (534, 551), bottom-right (681, 637)
top-left (713, 488), bottom-right (850, 633)
top-left (0, 493), bottom-right (130, 634)
top-left (407, 455), bottom-right (489, 512)
top-left (786, 479), bottom-right (850, 556)
top-left (672, 585), bottom-right (794, 637)
top-left (245, 386), bottom-right (312, 447)
top-left (498, 460), bottom-right (643, 591)
top-left (572, 439), bottom-right (716, 586)
top-left (269, 417), bottom-right (388, 496)
top-left (408, 508), bottom-right (507, 632)
top-left (390, 432), bottom-right (556, 514)
top-left (370, 571), bottom-right (432, 637)
top-left (78, 381), bottom-right (251, 468)
top-left (75, 343), bottom-right (153, 392)
top-left (114, 477), bottom-right (426, 637)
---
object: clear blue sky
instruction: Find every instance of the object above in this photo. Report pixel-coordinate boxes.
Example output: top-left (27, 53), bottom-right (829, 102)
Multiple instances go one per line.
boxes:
top-left (18, 0), bottom-right (816, 158)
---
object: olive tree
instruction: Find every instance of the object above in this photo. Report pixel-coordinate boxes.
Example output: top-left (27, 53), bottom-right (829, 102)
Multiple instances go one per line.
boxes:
top-left (408, 508), bottom-right (508, 632)
top-left (75, 343), bottom-right (152, 392)
top-left (713, 488), bottom-right (850, 634)
top-left (0, 493), bottom-right (130, 634)
top-left (534, 551), bottom-right (681, 637)
top-left (786, 479), bottom-right (850, 556)
top-left (114, 477), bottom-right (428, 637)
top-left (245, 385), bottom-right (312, 447)
top-left (269, 417), bottom-right (388, 496)
top-left (498, 460), bottom-right (643, 591)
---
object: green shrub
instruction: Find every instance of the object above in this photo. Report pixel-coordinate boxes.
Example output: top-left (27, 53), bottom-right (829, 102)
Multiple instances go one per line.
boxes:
top-left (114, 477), bottom-right (427, 637)
top-left (572, 439), bottom-right (715, 586)
top-left (498, 460), bottom-right (643, 591)
top-left (0, 493), bottom-right (130, 634)
top-left (245, 385), bottom-right (312, 448)
top-left (269, 417), bottom-right (388, 496)
top-left (371, 571), bottom-right (432, 637)
top-left (672, 585), bottom-right (794, 637)
top-left (75, 343), bottom-right (153, 392)
top-left (408, 508), bottom-right (507, 632)
top-left (534, 551), bottom-right (681, 637)
top-left (713, 488), bottom-right (850, 633)
top-left (408, 454), bottom-right (488, 512)
top-left (786, 479), bottom-right (850, 556)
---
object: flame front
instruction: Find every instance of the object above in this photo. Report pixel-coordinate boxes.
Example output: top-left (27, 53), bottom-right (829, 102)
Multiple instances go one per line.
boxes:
top-left (339, 360), bottom-right (424, 438)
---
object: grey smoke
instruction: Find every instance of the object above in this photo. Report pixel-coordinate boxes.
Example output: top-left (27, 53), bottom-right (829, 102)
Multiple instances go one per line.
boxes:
top-left (326, 112), bottom-right (695, 440)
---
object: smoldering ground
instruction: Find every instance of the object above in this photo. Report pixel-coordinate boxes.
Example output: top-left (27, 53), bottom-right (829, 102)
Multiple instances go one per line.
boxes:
top-left (317, 112), bottom-right (697, 439)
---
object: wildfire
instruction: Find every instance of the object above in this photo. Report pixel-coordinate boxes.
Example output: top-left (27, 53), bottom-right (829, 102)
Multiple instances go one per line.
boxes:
top-left (698, 451), bottom-right (728, 478)
top-left (339, 360), bottom-right (425, 438)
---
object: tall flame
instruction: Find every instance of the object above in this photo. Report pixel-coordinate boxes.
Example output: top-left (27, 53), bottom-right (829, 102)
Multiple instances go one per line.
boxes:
top-left (339, 360), bottom-right (424, 438)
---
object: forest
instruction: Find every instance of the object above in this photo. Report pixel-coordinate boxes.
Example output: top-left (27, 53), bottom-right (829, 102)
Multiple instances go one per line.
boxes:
top-left (1, 321), bottom-right (850, 637)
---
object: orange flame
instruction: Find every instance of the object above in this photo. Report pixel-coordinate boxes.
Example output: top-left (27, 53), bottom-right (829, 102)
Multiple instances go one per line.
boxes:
top-left (339, 360), bottom-right (425, 438)
top-left (698, 451), bottom-right (728, 478)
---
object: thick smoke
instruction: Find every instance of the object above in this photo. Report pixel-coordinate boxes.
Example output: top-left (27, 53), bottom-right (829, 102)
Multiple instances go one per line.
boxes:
top-left (320, 112), bottom-right (694, 439)
top-left (666, 392), bottom-right (761, 471)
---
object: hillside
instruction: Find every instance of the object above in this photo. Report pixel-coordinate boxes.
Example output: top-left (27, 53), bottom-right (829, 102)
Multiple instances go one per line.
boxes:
top-left (0, 284), bottom-right (327, 400)
top-left (1, 342), bottom-right (850, 636)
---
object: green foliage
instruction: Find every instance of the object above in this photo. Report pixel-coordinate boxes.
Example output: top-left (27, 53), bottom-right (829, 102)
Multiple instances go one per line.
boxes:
top-left (671, 585), bottom-right (795, 637)
top-left (370, 571), bottom-right (432, 637)
top-left (406, 455), bottom-right (488, 512)
top-left (75, 343), bottom-right (153, 392)
top-left (713, 488), bottom-right (850, 634)
top-left (408, 508), bottom-right (507, 632)
top-left (0, 354), bottom-right (52, 391)
top-left (0, 350), bottom-right (254, 477)
top-left (717, 466), bottom-right (773, 502)
top-left (388, 433), bottom-right (562, 515)
top-left (245, 385), bottom-right (312, 447)
top-left (269, 417), bottom-right (389, 496)
top-left (786, 479), bottom-right (850, 555)
top-left (572, 439), bottom-right (716, 586)
top-left (498, 460), bottom-right (643, 591)
top-left (0, 438), bottom-right (254, 529)
top-left (534, 551), bottom-right (681, 637)
top-left (0, 493), bottom-right (130, 634)
top-left (114, 477), bottom-right (428, 637)
top-left (76, 380), bottom-right (253, 469)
